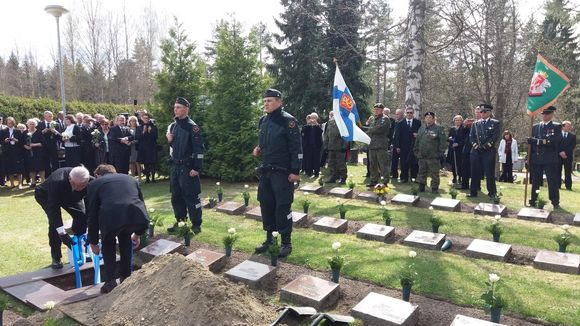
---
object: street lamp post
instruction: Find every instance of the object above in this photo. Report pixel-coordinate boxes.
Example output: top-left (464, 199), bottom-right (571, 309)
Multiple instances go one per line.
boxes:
top-left (45, 5), bottom-right (69, 116)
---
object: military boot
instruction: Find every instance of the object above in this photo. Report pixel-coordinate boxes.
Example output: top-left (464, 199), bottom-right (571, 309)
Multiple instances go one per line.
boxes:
top-left (419, 183), bottom-right (426, 192)
top-left (254, 231), bottom-right (273, 254)
top-left (167, 218), bottom-right (184, 233)
top-left (278, 233), bottom-right (293, 258)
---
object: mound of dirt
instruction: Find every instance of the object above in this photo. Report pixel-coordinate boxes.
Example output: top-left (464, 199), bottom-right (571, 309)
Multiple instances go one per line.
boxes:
top-left (64, 254), bottom-right (278, 326)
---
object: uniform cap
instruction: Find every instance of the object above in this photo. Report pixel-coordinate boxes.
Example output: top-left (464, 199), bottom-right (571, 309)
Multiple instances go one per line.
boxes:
top-left (541, 106), bottom-right (556, 114)
top-left (373, 103), bottom-right (385, 109)
top-left (479, 104), bottom-right (493, 112)
top-left (263, 88), bottom-right (282, 98)
top-left (424, 111), bottom-right (435, 117)
top-left (175, 97), bottom-right (190, 108)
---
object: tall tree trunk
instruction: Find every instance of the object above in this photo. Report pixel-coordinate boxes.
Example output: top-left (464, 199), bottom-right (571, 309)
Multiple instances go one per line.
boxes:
top-left (404, 0), bottom-right (426, 116)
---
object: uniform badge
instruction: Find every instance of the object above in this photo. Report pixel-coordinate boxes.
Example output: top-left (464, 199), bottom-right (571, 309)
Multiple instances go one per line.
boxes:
top-left (192, 125), bottom-right (200, 133)
top-left (288, 120), bottom-right (296, 128)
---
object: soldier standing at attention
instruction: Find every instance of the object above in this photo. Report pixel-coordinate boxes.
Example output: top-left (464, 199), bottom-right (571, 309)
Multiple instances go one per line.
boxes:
top-left (414, 112), bottom-right (447, 193)
top-left (166, 97), bottom-right (205, 234)
top-left (528, 106), bottom-right (562, 208)
top-left (467, 104), bottom-right (500, 198)
top-left (323, 111), bottom-right (349, 184)
top-left (366, 103), bottom-right (391, 187)
top-left (253, 89), bottom-right (302, 258)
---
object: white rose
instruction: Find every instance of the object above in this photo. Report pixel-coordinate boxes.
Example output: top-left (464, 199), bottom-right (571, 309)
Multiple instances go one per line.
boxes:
top-left (303, 192), bottom-right (309, 196)
top-left (332, 242), bottom-right (341, 250)
top-left (44, 300), bottom-right (56, 310)
top-left (272, 231), bottom-right (279, 238)
top-left (149, 208), bottom-right (156, 213)
top-left (177, 221), bottom-right (186, 228)
top-left (561, 224), bottom-right (571, 231)
top-left (244, 184), bottom-right (249, 188)
top-left (535, 189), bottom-right (540, 194)
top-left (216, 182), bottom-right (220, 186)
top-left (380, 200), bottom-right (387, 206)
top-left (489, 273), bottom-right (500, 283)
top-left (408, 251), bottom-right (417, 258)
top-left (228, 228), bottom-right (236, 234)
top-left (494, 215), bottom-right (501, 221)
top-left (428, 206), bottom-right (434, 210)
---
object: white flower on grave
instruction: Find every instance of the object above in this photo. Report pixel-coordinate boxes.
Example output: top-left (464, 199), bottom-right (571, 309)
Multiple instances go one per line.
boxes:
top-left (228, 228), bottom-right (236, 234)
top-left (380, 200), bottom-right (387, 206)
top-left (149, 208), bottom-right (156, 213)
top-left (349, 173), bottom-right (354, 178)
top-left (535, 189), bottom-right (540, 194)
top-left (561, 224), bottom-right (571, 231)
top-left (244, 184), bottom-right (249, 189)
top-left (303, 192), bottom-right (310, 196)
top-left (489, 273), bottom-right (500, 283)
top-left (332, 242), bottom-right (342, 250)
top-left (44, 300), bottom-right (56, 310)
top-left (428, 206), bottom-right (434, 210)
top-left (177, 221), bottom-right (186, 228)
top-left (499, 186), bottom-right (504, 190)
top-left (494, 215), bottom-right (501, 221)
top-left (380, 176), bottom-right (384, 180)
top-left (272, 231), bottom-right (280, 238)
top-left (408, 251), bottom-right (417, 258)
top-left (216, 182), bottom-right (221, 186)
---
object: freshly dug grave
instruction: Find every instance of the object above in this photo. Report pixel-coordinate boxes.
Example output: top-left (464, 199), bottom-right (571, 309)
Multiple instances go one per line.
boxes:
top-left (63, 253), bottom-right (278, 326)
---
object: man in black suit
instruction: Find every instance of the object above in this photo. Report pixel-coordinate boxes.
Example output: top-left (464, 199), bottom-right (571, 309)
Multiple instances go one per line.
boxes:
top-left (468, 104), bottom-right (501, 198)
top-left (37, 111), bottom-right (62, 176)
top-left (528, 106), bottom-right (563, 208)
top-left (394, 107), bottom-right (421, 183)
top-left (87, 164), bottom-right (149, 293)
top-left (558, 120), bottom-right (576, 191)
top-left (390, 109), bottom-right (403, 179)
top-left (109, 115), bottom-right (133, 174)
top-left (34, 166), bottom-right (92, 269)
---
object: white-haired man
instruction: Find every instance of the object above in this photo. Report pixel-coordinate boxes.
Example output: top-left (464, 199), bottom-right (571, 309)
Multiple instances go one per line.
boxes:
top-left (34, 166), bottom-right (93, 269)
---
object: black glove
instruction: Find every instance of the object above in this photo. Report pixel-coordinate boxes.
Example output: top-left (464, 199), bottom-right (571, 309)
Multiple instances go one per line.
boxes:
top-left (527, 137), bottom-right (536, 145)
top-left (59, 233), bottom-right (73, 249)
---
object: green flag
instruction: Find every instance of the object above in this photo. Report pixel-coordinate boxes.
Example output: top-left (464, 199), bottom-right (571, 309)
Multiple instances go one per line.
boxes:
top-left (527, 54), bottom-right (570, 116)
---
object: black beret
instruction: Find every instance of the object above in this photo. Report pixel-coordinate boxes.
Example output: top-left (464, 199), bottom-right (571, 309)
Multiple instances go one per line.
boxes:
top-left (263, 88), bottom-right (282, 98)
top-left (373, 103), bottom-right (385, 109)
top-left (542, 106), bottom-right (556, 114)
top-left (479, 104), bottom-right (493, 112)
top-left (175, 97), bottom-right (190, 108)
top-left (424, 111), bottom-right (435, 117)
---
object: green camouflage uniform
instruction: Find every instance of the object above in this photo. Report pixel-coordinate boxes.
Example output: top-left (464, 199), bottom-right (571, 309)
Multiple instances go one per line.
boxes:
top-left (413, 123), bottom-right (447, 190)
top-left (367, 115), bottom-right (391, 184)
top-left (323, 119), bottom-right (348, 181)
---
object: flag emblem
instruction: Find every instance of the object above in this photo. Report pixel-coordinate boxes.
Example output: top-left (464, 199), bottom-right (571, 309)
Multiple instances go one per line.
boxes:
top-left (340, 93), bottom-right (354, 111)
top-left (528, 71), bottom-right (550, 96)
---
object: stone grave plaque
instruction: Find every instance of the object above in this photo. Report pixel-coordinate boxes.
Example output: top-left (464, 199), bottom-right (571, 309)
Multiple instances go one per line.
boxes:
top-left (0, 260), bottom-right (105, 289)
top-left (533, 250), bottom-right (580, 274)
top-left (465, 239), bottom-right (512, 262)
top-left (328, 187), bottom-right (353, 198)
top-left (474, 203), bottom-right (507, 217)
top-left (356, 224), bottom-right (395, 242)
top-left (280, 274), bottom-right (339, 309)
top-left (430, 197), bottom-right (461, 212)
top-left (216, 201), bottom-right (246, 215)
top-left (3, 280), bottom-right (65, 311)
top-left (139, 239), bottom-right (182, 261)
top-left (186, 249), bottom-right (227, 272)
top-left (300, 184), bottom-right (323, 194)
top-left (573, 213), bottom-right (580, 226)
top-left (351, 292), bottom-right (419, 326)
top-left (391, 194), bottom-right (419, 206)
top-left (292, 212), bottom-right (308, 227)
top-left (450, 314), bottom-right (504, 326)
top-left (224, 260), bottom-right (277, 288)
top-left (357, 191), bottom-right (379, 202)
top-left (312, 217), bottom-right (348, 234)
top-left (403, 230), bottom-right (446, 250)
top-left (245, 206), bottom-right (262, 221)
top-left (517, 207), bottom-right (551, 223)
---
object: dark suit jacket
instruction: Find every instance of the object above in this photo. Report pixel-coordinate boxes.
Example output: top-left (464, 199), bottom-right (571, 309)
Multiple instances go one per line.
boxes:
top-left (530, 121), bottom-right (562, 165)
top-left (394, 118), bottom-right (421, 152)
top-left (37, 120), bottom-right (61, 151)
top-left (560, 132), bottom-right (576, 159)
top-left (109, 125), bottom-right (133, 157)
top-left (87, 173), bottom-right (149, 244)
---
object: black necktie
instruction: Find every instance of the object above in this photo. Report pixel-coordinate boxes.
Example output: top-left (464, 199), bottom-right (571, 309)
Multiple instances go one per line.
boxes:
top-left (408, 120), bottom-right (411, 129)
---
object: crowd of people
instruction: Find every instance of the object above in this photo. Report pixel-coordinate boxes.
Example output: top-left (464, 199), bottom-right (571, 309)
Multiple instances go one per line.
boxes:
top-left (0, 110), bottom-right (159, 188)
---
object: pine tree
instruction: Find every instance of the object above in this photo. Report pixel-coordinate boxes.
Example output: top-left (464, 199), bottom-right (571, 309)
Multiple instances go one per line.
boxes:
top-left (204, 19), bottom-right (265, 181)
top-left (268, 0), bottom-right (329, 121)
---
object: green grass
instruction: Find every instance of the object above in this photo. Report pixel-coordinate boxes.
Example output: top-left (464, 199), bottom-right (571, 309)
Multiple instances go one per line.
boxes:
top-left (1, 164), bottom-right (579, 325)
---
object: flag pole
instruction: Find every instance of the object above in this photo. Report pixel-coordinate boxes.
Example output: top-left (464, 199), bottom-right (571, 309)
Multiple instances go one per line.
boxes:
top-left (523, 115), bottom-right (534, 206)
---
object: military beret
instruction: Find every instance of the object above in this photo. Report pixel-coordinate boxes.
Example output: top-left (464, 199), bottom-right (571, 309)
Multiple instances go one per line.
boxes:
top-left (479, 104), bottom-right (493, 112)
top-left (373, 103), bottom-right (385, 109)
top-left (175, 97), bottom-right (190, 108)
top-left (542, 106), bottom-right (556, 114)
top-left (424, 111), bottom-right (435, 117)
top-left (263, 88), bottom-right (282, 98)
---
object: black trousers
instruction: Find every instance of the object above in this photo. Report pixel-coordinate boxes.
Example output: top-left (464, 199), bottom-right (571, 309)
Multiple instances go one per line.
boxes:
top-left (35, 189), bottom-right (87, 261)
top-left (0, 154), bottom-right (5, 185)
top-left (258, 170), bottom-right (293, 235)
top-left (531, 162), bottom-right (560, 206)
top-left (399, 151), bottom-right (418, 181)
top-left (500, 155), bottom-right (513, 182)
top-left (44, 147), bottom-right (60, 176)
top-left (470, 150), bottom-right (497, 196)
top-left (111, 152), bottom-right (130, 174)
top-left (65, 147), bottom-right (82, 168)
top-left (461, 153), bottom-right (471, 188)
top-left (170, 165), bottom-right (202, 226)
top-left (448, 149), bottom-right (463, 183)
top-left (559, 157), bottom-right (573, 190)
top-left (101, 229), bottom-right (133, 283)
top-left (390, 150), bottom-right (400, 178)
top-left (303, 146), bottom-right (321, 176)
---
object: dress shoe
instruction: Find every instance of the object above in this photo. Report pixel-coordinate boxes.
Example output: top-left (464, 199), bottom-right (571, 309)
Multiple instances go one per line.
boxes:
top-left (51, 259), bottom-right (63, 269)
top-left (192, 226), bottom-right (201, 234)
top-left (466, 193), bottom-right (478, 198)
top-left (100, 281), bottom-right (118, 294)
top-left (254, 241), bottom-right (271, 254)
top-left (278, 244), bottom-right (293, 258)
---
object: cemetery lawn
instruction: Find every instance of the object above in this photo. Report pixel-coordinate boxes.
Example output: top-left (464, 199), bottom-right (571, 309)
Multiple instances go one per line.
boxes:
top-left (1, 165), bottom-right (579, 325)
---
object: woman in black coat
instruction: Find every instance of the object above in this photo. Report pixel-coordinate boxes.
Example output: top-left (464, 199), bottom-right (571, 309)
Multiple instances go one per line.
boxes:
top-left (446, 115), bottom-right (465, 184)
top-left (136, 113), bottom-right (158, 182)
top-left (1, 117), bottom-right (25, 188)
top-left (24, 119), bottom-right (46, 187)
top-left (80, 116), bottom-right (97, 175)
top-left (95, 119), bottom-right (112, 166)
top-left (62, 115), bottom-right (82, 167)
top-left (301, 113), bottom-right (323, 178)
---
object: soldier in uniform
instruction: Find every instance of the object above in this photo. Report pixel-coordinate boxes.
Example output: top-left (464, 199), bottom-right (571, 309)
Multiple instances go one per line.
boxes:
top-left (468, 104), bottom-right (501, 198)
top-left (323, 111), bottom-right (349, 183)
top-left (166, 97), bottom-right (205, 234)
top-left (366, 103), bottom-right (391, 187)
top-left (253, 89), bottom-right (302, 258)
top-left (414, 112), bottom-right (447, 193)
top-left (528, 106), bottom-right (562, 208)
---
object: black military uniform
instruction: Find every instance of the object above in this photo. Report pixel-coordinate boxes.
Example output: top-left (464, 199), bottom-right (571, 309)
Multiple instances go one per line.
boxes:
top-left (38, 118), bottom-right (62, 176)
top-left (528, 106), bottom-right (562, 207)
top-left (255, 89), bottom-right (302, 258)
top-left (168, 97), bottom-right (205, 233)
top-left (468, 104), bottom-right (501, 197)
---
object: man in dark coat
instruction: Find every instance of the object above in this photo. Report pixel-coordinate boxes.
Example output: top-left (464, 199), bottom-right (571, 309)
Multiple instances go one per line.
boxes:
top-left (394, 107), bottom-right (421, 183)
top-left (37, 111), bottom-right (62, 176)
top-left (109, 115), bottom-right (133, 174)
top-left (136, 113), bottom-right (158, 183)
top-left (87, 164), bottom-right (149, 293)
top-left (559, 120), bottom-right (576, 191)
top-left (34, 166), bottom-right (92, 269)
